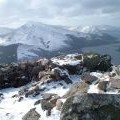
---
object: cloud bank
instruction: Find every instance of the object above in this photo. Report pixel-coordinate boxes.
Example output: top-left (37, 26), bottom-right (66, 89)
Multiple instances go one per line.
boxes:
top-left (0, 0), bottom-right (120, 27)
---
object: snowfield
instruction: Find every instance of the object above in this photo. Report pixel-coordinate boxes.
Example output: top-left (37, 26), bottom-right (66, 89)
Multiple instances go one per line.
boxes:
top-left (0, 75), bottom-right (80, 120)
top-left (0, 71), bottom-right (119, 120)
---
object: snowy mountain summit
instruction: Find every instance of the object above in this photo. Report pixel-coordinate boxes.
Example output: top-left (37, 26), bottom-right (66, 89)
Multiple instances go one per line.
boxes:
top-left (0, 52), bottom-right (120, 120)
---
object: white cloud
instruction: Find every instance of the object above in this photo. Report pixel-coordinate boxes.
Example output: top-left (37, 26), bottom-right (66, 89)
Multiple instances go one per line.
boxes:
top-left (0, 0), bottom-right (120, 28)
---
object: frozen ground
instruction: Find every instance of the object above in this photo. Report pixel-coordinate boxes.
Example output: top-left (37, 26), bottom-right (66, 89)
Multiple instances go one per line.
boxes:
top-left (0, 75), bottom-right (80, 120)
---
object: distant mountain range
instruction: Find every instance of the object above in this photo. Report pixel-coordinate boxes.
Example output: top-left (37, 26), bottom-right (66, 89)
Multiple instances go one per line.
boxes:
top-left (0, 22), bottom-right (119, 64)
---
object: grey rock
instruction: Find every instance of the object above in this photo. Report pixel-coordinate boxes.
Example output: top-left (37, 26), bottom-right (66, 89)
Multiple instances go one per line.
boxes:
top-left (110, 78), bottom-right (120, 89)
top-left (22, 108), bottom-right (40, 120)
top-left (61, 93), bottom-right (120, 120)
top-left (81, 72), bottom-right (98, 84)
top-left (62, 81), bottom-right (89, 98)
top-left (98, 81), bottom-right (109, 92)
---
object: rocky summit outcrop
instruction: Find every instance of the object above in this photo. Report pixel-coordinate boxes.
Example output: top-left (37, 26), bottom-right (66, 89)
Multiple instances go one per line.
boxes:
top-left (0, 58), bottom-right (52, 89)
top-left (83, 52), bottom-right (112, 72)
top-left (0, 52), bottom-right (112, 89)
top-left (60, 93), bottom-right (120, 120)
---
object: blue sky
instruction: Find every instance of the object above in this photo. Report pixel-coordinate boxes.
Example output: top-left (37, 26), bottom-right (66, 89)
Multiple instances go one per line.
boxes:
top-left (0, 0), bottom-right (120, 28)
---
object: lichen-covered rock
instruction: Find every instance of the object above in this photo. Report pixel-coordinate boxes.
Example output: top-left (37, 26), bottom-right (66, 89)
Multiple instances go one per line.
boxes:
top-left (62, 81), bottom-right (89, 98)
top-left (60, 93), bottom-right (120, 120)
top-left (41, 99), bottom-right (54, 111)
top-left (22, 108), bottom-right (40, 120)
top-left (83, 52), bottom-right (112, 72)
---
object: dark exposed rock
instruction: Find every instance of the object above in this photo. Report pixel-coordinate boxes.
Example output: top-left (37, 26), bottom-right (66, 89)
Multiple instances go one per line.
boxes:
top-left (83, 52), bottom-right (112, 72)
top-left (62, 64), bottom-right (83, 75)
top-left (0, 92), bottom-right (4, 101)
top-left (39, 67), bottom-right (72, 85)
top-left (61, 93), bottom-right (120, 120)
top-left (98, 81), bottom-right (109, 92)
top-left (22, 108), bottom-right (40, 120)
top-left (41, 99), bottom-right (54, 111)
top-left (25, 85), bottom-right (40, 98)
top-left (34, 100), bottom-right (41, 106)
top-left (46, 109), bottom-right (51, 116)
top-left (18, 97), bottom-right (24, 102)
top-left (11, 94), bottom-right (19, 98)
top-left (81, 72), bottom-right (98, 84)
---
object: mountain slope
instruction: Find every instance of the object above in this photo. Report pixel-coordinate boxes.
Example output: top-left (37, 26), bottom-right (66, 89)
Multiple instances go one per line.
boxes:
top-left (72, 25), bottom-right (120, 39)
top-left (0, 22), bottom-right (119, 63)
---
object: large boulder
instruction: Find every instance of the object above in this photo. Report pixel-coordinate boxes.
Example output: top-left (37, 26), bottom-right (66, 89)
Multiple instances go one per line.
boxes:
top-left (62, 81), bottom-right (89, 98)
top-left (81, 72), bottom-right (98, 84)
top-left (51, 54), bottom-right (83, 75)
top-left (22, 108), bottom-right (40, 120)
top-left (83, 52), bottom-right (112, 72)
top-left (60, 93), bottom-right (120, 120)
top-left (39, 67), bottom-right (72, 84)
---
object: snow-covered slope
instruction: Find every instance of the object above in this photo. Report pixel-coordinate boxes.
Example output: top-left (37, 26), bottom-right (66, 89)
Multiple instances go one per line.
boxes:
top-left (0, 22), bottom-right (86, 60)
top-left (72, 25), bottom-right (120, 38)
top-left (1, 22), bottom-right (83, 50)
top-left (0, 23), bottom-right (119, 62)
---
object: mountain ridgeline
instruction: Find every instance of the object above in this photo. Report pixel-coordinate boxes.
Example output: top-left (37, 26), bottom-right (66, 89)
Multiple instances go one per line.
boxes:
top-left (0, 22), bottom-right (119, 64)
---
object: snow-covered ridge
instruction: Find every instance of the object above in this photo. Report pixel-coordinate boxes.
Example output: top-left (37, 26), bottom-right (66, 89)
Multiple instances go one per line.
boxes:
top-left (0, 22), bottom-right (83, 48)
top-left (0, 22), bottom-right (120, 62)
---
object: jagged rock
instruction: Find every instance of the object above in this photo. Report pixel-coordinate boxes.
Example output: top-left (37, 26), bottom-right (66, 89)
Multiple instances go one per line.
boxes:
top-left (41, 93), bottom-right (59, 100)
top-left (40, 93), bottom-right (60, 111)
top-left (50, 97), bottom-right (59, 106)
top-left (46, 109), bottom-right (51, 116)
top-left (56, 99), bottom-right (63, 110)
top-left (62, 64), bottom-right (83, 75)
top-left (62, 81), bottom-right (89, 98)
top-left (60, 93), bottom-right (120, 120)
top-left (11, 94), bottom-right (19, 98)
top-left (98, 81), bottom-right (109, 92)
top-left (39, 67), bottom-right (72, 84)
top-left (18, 87), bottom-right (29, 96)
top-left (34, 100), bottom-right (41, 106)
top-left (22, 108), bottom-right (40, 120)
top-left (18, 97), bottom-right (24, 102)
top-left (110, 78), bottom-right (120, 89)
top-left (0, 63), bottom-right (32, 89)
top-left (0, 92), bottom-right (4, 101)
top-left (112, 65), bottom-right (120, 76)
top-left (81, 72), bottom-right (98, 84)
top-left (41, 99), bottom-right (54, 111)
top-left (0, 92), bottom-right (3, 97)
top-left (25, 85), bottom-right (40, 97)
